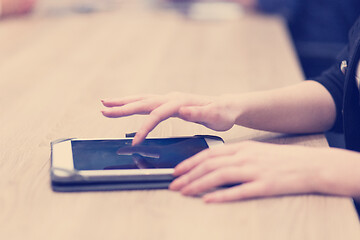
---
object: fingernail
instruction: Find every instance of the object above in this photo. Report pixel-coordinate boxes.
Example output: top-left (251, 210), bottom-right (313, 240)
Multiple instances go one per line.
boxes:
top-left (131, 137), bottom-right (139, 146)
top-left (203, 196), bottom-right (214, 203)
top-left (173, 164), bottom-right (186, 176)
top-left (181, 186), bottom-right (195, 196)
top-left (131, 133), bottom-right (145, 146)
top-left (203, 193), bottom-right (217, 203)
top-left (170, 174), bottom-right (190, 190)
top-left (172, 168), bottom-right (181, 177)
top-left (169, 179), bottom-right (182, 191)
top-left (168, 182), bottom-right (177, 191)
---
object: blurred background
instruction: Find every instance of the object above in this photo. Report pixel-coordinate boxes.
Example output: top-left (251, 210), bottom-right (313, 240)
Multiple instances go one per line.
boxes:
top-left (2, 0), bottom-right (359, 147)
top-left (4, 0), bottom-right (360, 80)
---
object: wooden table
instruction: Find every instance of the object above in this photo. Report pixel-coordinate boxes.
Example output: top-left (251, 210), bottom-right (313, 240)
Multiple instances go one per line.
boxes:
top-left (0, 2), bottom-right (359, 239)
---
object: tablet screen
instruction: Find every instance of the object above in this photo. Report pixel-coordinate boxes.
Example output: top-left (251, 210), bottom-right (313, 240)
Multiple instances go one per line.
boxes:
top-left (71, 138), bottom-right (209, 170)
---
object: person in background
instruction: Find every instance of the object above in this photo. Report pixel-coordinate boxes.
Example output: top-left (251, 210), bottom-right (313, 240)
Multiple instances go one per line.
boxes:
top-left (170, 0), bottom-right (360, 79)
top-left (0, 0), bottom-right (36, 18)
top-left (101, 16), bottom-right (360, 212)
top-left (232, 0), bottom-right (360, 79)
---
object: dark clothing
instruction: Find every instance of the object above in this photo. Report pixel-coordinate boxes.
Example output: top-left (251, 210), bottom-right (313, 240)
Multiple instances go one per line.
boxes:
top-left (313, 16), bottom-right (360, 216)
top-left (258, 0), bottom-right (360, 78)
top-left (314, 16), bottom-right (360, 152)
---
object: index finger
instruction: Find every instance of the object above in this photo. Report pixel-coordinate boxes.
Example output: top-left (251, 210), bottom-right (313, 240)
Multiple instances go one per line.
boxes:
top-left (131, 102), bottom-right (182, 145)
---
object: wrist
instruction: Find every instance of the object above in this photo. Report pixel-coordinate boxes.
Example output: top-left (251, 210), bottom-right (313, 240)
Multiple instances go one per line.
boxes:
top-left (231, 92), bottom-right (265, 127)
top-left (315, 149), bottom-right (360, 197)
top-left (218, 94), bottom-right (246, 127)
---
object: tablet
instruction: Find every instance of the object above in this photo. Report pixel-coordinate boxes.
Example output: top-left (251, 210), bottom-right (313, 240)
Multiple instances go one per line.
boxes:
top-left (50, 135), bottom-right (224, 191)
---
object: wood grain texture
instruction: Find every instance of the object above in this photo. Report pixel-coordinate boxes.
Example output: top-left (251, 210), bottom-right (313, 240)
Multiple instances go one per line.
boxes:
top-left (0, 2), bottom-right (359, 239)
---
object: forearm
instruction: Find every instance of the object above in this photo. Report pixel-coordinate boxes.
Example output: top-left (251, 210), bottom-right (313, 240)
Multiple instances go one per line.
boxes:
top-left (232, 80), bottom-right (337, 133)
top-left (102, 80), bottom-right (337, 143)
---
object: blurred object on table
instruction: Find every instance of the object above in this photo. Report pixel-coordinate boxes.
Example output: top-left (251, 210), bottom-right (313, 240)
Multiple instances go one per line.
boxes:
top-left (155, 0), bottom-right (244, 20)
top-left (0, 0), bottom-right (37, 18)
top-left (34, 0), bottom-right (125, 17)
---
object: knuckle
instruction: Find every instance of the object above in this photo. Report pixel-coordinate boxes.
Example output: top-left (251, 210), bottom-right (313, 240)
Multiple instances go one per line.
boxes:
top-left (201, 161), bottom-right (217, 172)
top-left (207, 149), bottom-right (222, 159)
top-left (236, 142), bottom-right (258, 157)
top-left (211, 111), bottom-right (222, 122)
top-left (200, 148), bottom-right (213, 158)
top-left (216, 169), bottom-right (232, 183)
top-left (112, 108), bottom-right (124, 116)
top-left (179, 108), bottom-right (193, 119)
top-left (149, 111), bottom-right (163, 122)
top-left (259, 181), bottom-right (274, 196)
top-left (234, 149), bottom-right (254, 161)
top-left (136, 128), bottom-right (146, 137)
top-left (234, 156), bottom-right (250, 167)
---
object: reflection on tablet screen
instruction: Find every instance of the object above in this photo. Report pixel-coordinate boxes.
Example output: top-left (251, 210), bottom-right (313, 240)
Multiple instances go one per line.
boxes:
top-left (71, 138), bottom-right (209, 170)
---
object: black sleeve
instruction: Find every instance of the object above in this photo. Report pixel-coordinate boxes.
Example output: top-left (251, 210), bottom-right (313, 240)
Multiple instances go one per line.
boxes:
top-left (312, 47), bottom-right (349, 132)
